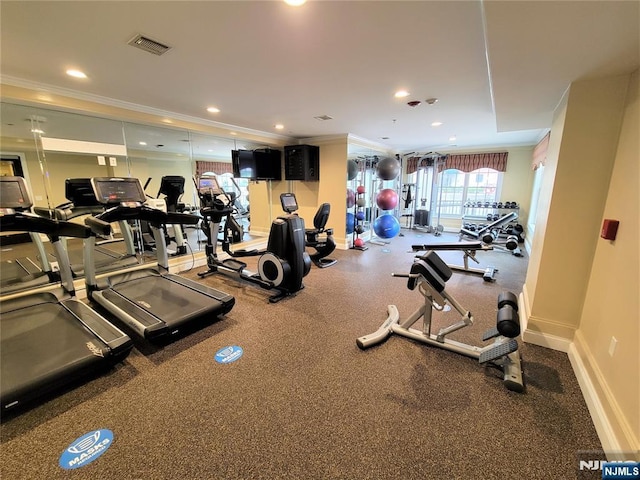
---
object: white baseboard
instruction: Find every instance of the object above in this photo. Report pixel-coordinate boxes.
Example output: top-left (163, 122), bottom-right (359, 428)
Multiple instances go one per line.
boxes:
top-left (569, 343), bottom-right (629, 460)
top-left (522, 327), bottom-right (572, 352)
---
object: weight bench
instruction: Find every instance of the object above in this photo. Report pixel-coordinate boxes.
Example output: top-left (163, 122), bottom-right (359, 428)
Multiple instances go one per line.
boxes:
top-left (356, 250), bottom-right (525, 392)
top-left (411, 241), bottom-right (498, 282)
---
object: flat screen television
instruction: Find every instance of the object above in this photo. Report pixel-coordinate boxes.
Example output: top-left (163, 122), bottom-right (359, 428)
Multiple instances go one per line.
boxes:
top-left (231, 149), bottom-right (282, 181)
top-left (232, 150), bottom-right (257, 180)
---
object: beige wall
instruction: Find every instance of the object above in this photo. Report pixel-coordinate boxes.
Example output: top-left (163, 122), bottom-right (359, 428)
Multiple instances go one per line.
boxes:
top-left (521, 71), bottom-right (638, 456)
top-left (523, 74), bottom-right (629, 339)
top-left (573, 69), bottom-right (639, 456)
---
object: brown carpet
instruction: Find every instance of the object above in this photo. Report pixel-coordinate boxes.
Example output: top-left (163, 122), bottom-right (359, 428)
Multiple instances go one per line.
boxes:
top-left (0, 230), bottom-right (603, 479)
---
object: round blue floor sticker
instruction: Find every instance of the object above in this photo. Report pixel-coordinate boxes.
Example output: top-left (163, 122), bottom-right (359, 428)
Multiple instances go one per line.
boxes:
top-left (215, 345), bottom-right (243, 364)
top-left (59, 429), bottom-right (113, 470)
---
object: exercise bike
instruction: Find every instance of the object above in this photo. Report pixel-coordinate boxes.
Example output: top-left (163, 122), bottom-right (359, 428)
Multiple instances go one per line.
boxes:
top-left (279, 195), bottom-right (337, 268)
top-left (196, 176), bottom-right (311, 303)
top-left (356, 250), bottom-right (524, 392)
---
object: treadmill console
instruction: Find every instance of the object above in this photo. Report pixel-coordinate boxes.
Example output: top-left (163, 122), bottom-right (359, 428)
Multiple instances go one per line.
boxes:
top-left (65, 178), bottom-right (101, 207)
top-left (92, 177), bottom-right (147, 206)
top-left (0, 176), bottom-right (33, 211)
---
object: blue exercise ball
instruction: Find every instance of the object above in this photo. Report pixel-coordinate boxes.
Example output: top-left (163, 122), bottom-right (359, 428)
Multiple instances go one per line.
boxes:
top-left (346, 212), bottom-right (355, 234)
top-left (373, 214), bottom-right (400, 239)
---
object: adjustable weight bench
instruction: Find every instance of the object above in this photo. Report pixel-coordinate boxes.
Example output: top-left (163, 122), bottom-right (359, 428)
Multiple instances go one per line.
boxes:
top-left (356, 250), bottom-right (525, 392)
top-left (411, 241), bottom-right (498, 282)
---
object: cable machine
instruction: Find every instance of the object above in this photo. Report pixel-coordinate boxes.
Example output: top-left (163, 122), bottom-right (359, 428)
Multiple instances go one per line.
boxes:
top-left (412, 152), bottom-right (448, 236)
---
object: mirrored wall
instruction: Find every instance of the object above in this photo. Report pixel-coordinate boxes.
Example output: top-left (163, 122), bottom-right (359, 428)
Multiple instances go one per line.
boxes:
top-left (0, 101), bottom-right (275, 294)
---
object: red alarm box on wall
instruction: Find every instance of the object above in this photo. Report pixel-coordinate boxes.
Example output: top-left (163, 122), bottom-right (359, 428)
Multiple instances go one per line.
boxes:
top-left (601, 219), bottom-right (619, 240)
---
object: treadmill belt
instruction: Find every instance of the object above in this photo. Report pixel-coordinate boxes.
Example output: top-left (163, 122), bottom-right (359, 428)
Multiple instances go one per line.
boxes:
top-left (110, 275), bottom-right (219, 325)
top-left (1, 303), bottom-right (108, 403)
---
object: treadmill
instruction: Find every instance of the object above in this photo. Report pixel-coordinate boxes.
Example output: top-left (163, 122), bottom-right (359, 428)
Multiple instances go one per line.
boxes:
top-left (33, 178), bottom-right (139, 276)
top-left (0, 176), bottom-right (133, 413)
top-left (85, 177), bottom-right (235, 341)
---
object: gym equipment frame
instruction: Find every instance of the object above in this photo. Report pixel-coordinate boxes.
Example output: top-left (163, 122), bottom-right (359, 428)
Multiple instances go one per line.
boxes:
top-left (411, 241), bottom-right (497, 281)
top-left (356, 251), bottom-right (524, 392)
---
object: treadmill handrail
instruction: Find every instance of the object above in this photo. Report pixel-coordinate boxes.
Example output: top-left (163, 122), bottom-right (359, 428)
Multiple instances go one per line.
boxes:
top-left (0, 211), bottom-right (91, 239)
top-left (95, 204), bottom-right (200, 227)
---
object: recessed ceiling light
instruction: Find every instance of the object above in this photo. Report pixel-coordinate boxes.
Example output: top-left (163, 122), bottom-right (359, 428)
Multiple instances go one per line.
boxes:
top-left (284, 0), bottom-right (306, 6)
top-left (431, 121), bottom-right (443, 127)
top-left (230, 132), bottom-right (237, 136)
top-left (395, 90), bottom-right (410, 98)
top-left (66, 69), bottom-right (87, 79)
top-left (275, 124), bottom-right (284, 130)
top-left (30, 128), bottom-right (45, 134)
top-left (207, 106), bottom-right (220, 113)
top-left (139, 141), bottom-right (147, 146)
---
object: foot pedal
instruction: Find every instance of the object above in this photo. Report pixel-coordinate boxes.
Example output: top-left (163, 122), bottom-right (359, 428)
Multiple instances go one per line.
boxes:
top-left (222, 259), bottom-right (247, 272)
top-left (482, 327), bottom-right (500, 341)
top-left (479, 338), bottom-right (519, 364)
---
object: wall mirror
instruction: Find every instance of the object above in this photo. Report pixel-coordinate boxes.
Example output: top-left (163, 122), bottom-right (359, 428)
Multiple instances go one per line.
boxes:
top-left (0, 101), bottom-right (278, 295)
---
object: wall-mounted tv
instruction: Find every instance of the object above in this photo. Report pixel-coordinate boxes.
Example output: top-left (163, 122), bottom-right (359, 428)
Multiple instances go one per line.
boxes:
top-left (231, 149), bottom-right (282, 181)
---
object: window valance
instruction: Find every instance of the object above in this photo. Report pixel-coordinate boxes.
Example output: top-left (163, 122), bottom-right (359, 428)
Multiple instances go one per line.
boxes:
top-left (195, 161), bottom-right (233, 176)
top-left (406, 151), bottom-right (508, 174)
top-left (532, 132), bottom-right (550, 170)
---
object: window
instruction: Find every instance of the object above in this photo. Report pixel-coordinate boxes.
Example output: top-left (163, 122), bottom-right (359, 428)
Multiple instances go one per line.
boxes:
top-left (438, 168), bottom-right (502, 216)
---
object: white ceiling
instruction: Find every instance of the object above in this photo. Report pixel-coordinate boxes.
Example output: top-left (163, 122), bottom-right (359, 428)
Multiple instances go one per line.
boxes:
top-left (1, 1), bottom-right (638, 155)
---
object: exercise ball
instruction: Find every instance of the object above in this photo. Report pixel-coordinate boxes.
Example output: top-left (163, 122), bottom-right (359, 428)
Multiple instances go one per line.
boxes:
top-left (376, 188), bottom-right (399, 210)
top-left (376, 157), bottom-right (400, 181)
top-left (356, 185), bottom-right (366, 194)
top-left (356, 211), bottom-right (365, 221)
top-left (346, 212), bottom-right (355, 234)
top-left (373, 214), bottom-right (400, 239)
top-left (346, 189), bottom-right (356, 208)
top-left (347, 159), bottom-right (358, 180)
top-left (354, 238), bottom-right (365, 248)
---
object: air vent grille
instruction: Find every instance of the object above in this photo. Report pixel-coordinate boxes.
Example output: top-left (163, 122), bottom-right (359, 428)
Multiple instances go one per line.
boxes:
top-left (128, 35), bottom-right (171, 56)
top-left (314, 115), bottom-right (333, 121)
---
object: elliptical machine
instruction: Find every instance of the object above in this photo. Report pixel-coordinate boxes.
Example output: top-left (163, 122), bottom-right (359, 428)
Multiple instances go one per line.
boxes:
top-left (141, 176), bottom-right (188, 255)
top-left (196, 175), bottom-right (311, 303)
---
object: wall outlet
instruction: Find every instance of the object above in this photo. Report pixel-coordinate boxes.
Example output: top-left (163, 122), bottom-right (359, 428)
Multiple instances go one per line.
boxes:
top-left (608, 337), bottom-right (618, 357)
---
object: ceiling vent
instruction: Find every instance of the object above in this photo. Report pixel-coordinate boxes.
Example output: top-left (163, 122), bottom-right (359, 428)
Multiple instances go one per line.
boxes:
top-left (128, 34), bottom-right (171, 56)
top-left (314, 115), bottom-right (333, 121)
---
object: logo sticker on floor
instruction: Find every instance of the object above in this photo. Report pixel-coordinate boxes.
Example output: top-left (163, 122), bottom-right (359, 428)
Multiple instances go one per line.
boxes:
top-left (59, 429), bottom-right (113, 470)
top-left (215, 345), bottom-right (244, 364)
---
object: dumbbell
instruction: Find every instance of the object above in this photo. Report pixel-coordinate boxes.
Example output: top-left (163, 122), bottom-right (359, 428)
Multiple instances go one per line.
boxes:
top-left (486, 213), bottom-right (494, 221)
top-left (482, 229), bottom-right (498, 244)
top-left (505, 235), bottom-right (519, 251)
top-left (496, 291), bottom-right (520, 338)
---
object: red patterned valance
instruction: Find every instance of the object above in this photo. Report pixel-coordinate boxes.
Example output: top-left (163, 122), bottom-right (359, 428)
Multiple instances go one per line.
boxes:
top-left (442, 152), bottom-right (508, 173)
top-left (196, 161), bottom-right (233, 176)
top-left (532, 133), bottom-right (550, 170)
top-left (406, 152), bottom-right (507, 174)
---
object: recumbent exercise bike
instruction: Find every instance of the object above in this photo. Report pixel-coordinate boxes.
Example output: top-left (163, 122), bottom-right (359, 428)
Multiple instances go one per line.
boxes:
top-left (196, 175), bottom-right (311, 303)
